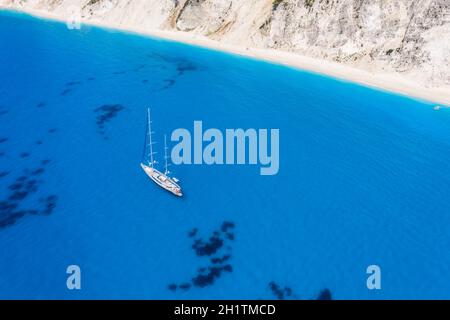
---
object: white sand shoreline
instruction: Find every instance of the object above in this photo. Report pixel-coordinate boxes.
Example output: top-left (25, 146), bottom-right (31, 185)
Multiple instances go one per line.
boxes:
top-left (2, 6), bottom-right (450, 107)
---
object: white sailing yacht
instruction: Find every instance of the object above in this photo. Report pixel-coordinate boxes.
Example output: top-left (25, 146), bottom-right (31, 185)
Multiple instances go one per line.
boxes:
top-left (140, 108), bottom-right (182, 197)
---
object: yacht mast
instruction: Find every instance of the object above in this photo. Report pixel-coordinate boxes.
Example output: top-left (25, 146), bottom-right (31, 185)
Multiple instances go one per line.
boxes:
top-left (164, 134), bottom-right (170, 175)
top-left (147, 108), bottom-right (156, 168)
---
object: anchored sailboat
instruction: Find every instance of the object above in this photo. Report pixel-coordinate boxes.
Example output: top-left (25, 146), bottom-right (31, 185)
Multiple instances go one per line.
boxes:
top-left (140, 108), bottom-right (182, 197)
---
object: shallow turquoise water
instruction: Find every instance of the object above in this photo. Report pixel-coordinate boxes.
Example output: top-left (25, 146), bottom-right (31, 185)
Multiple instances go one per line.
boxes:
top-left (1, 11), bottom-right (450, 299)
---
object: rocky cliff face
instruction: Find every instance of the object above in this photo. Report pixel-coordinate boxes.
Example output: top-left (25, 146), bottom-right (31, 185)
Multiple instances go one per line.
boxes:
top-left (2, 0), bottom-right (450, 88)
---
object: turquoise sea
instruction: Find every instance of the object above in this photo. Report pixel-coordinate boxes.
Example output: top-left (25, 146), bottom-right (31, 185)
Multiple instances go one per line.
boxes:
top-left (1, 10), bottom-right (450, 299)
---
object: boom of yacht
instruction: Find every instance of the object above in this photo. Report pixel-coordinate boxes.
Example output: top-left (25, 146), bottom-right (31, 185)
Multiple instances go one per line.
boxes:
top-left (140, 108), bottom-right (182, 197)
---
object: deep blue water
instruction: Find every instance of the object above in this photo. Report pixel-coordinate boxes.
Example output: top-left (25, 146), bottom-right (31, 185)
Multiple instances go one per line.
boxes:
top-left (1, 10), bottom-right (450, 299)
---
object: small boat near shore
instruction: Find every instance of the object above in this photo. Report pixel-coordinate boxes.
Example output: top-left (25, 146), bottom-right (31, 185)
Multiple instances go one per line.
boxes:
top-left (141, 108), bottom-right (182, 197)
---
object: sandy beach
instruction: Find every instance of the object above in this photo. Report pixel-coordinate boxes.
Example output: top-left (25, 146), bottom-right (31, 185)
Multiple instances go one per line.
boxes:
top-left (2, 6), bottom-right (450, 107)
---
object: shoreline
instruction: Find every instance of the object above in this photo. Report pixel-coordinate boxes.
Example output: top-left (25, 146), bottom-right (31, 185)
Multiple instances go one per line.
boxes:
top-left (2, 6), bottom-right (450, 107)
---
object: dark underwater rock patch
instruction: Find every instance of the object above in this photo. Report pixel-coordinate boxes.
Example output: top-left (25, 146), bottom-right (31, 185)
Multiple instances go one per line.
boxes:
top-left (59, 79), bottom-right (83, 96)
top-left (176, 61), bottom-right (198, 76)
top-left (269, 281), bottom-right (294, 300)
top-left (0, 159), bottom-right (56, 230)
top-left (146, 52), bottom-right (201, 91)
top-left (31, 167), bottom-right (45, 176)
top-left (20, 152), bottom-right (30, 158)
top-left (0, 171), bottom-right (9, 179)
top-left (161, 79), bottom-right (176, 90)
top-left (178, 283), bottom-right (191, 291)
top-left (316, 289), bottom-right (332, 300)
top-left (48, 128), bottom-right (57, 134)
top-left (60, 88), bottom-right (72, 96)
top-left (168, 284), bottom-right (177, 291)
top-left (225, 232), bottom-right (234, 240)
top-left (94, 104), bottom-right (125, 139)
top-left (157, 60), bottom-right (198, 91)
top-left (268, 282), bottom-right (332, 300)
top-left (192, 234), bottom-right (223, 257)
top-left (39, 195), bottom-right (58, 215)
top-left (36, 102), bottom-right (47, 108)
top-left (0, 137), bottom-right (8, 144)
top-left (191, 264), bottom-right (233, 288)
top-left (188, 228), bottom-right (198, 238)
top-left (168, 221), bottom-right (235, 292)
top-left (221, 221), bottom-right (235, 232)
top-left (66, 81), bottom-right (82, 87)
top-left (210, 254), bottom-right (230, 264)
top-left (147, 52), bottom-right (199, 72)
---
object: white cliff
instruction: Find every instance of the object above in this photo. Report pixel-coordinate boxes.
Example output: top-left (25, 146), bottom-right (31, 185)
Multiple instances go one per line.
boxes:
top-left (1, 0), bottom-right (450, 101)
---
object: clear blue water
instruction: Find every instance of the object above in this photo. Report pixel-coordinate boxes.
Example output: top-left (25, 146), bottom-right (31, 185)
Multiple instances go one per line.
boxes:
top-left (1, 10), bottom-right (450, 299)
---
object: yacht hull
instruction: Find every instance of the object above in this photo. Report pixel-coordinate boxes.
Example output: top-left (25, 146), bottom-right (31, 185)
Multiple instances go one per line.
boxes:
top-left (141, 163), bottom-right (183, 197)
